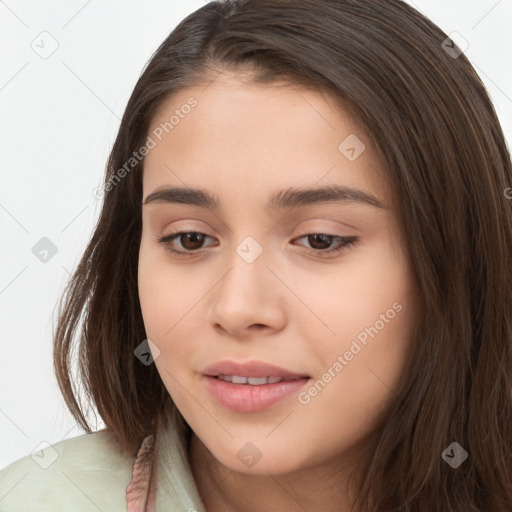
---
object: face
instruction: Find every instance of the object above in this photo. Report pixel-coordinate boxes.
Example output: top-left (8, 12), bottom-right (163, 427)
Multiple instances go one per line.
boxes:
top-left (138, 73), bottom-right (418, 476)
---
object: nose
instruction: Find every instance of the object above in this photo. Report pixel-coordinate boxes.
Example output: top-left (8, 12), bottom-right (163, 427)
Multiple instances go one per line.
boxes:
top-left (206, 245), bottom-right (287, 339)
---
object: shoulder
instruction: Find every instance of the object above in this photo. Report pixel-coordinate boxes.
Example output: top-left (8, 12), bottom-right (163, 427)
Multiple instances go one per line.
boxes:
top-left (0, 430), bottom-right (136, 512)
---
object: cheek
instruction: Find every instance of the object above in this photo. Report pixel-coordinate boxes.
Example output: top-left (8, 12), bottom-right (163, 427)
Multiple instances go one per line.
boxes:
top-left (302, 242), bottom-right (416, 404)
top-left (138, 243), bottom-right (165, 334)
top-left (297, 298), bottom-right (415, 452)
top-left (138, 254), bottom-right (200, 410)
top-left (310, 285), bottom-right (413, 397)
top-left (138, 235), bottom-right (184, 319)
top-left (138, 240), bottom-right (180, 344)
top-left (304, 243), bottom-right (413, 349)
top-left (137, 240), bottom-right (208, 366)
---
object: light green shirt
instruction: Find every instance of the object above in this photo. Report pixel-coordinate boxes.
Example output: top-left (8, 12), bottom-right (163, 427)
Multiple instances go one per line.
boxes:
top-left (0, 416), bottom-right (206, 511)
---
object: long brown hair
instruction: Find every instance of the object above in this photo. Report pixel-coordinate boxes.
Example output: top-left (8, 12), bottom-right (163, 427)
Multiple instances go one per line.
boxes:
top-left (53, 0), bottom-right (512, 510)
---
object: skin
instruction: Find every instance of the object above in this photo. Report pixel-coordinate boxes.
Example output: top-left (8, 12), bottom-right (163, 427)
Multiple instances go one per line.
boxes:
top-left (138, 72), bottom-right (419, 512)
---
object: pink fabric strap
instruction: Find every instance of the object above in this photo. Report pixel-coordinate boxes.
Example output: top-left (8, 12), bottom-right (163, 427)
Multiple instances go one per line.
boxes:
top-left (126, 435), bottom-right (157, 512)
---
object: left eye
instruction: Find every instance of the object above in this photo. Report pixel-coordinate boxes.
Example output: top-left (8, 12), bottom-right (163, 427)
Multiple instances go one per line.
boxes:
top-left (157, 231), bottom-right (358, 257)
top-left (158, 231), bottom-right (216, 253)
top-left (296, 233), bottom-right (358, 255)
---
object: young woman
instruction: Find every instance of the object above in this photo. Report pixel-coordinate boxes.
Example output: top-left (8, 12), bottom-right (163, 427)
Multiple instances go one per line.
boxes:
top-left (1, 1), bottom-right (511, 511)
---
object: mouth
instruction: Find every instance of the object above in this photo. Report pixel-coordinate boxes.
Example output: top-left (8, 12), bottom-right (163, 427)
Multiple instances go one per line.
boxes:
top-left (211, 375), bottom-right (304, 385)
top-left (202, 359), bottom-right (310, 380)
top-left (201, 360), bottom-right (311, 413)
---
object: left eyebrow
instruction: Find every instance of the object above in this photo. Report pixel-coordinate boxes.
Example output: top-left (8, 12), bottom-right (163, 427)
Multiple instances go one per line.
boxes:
top-left (143, 184), bottom-right (386, 211)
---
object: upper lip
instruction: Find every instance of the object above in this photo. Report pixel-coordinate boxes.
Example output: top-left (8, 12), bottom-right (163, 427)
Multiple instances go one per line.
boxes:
top-left (202, 360), bottom-right (310, 379)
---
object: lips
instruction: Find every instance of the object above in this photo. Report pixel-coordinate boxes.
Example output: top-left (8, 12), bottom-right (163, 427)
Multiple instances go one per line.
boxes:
top-left (201, 360), bottom-right (310, 380)
top-left (201, 360), bottom-right (311, 412)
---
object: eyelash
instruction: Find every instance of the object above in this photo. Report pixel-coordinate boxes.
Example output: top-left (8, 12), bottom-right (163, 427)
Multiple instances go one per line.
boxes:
top-left (157, 231), bottom-right (358, 258)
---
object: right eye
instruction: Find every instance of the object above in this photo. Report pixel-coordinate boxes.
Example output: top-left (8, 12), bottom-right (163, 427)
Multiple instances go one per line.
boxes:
top-left (158, 231), bottom-right (217, 256)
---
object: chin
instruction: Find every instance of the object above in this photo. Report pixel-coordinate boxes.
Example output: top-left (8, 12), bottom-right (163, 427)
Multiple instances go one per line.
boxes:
top-left (202, 436), bottom-right (310, 476)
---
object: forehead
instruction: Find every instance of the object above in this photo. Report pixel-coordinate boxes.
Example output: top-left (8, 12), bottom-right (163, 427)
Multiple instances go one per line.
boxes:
top-left (142, 75), bottom-right (391, 207)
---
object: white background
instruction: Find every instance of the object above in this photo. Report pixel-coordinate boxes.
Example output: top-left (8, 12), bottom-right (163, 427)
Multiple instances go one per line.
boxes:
top-left (1, 0), bottom-right (511, 469)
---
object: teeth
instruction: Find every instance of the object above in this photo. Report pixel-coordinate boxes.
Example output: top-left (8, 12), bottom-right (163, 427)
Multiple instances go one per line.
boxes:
top-left (247, 377), bottom-right (269, 385)
top-left (217, 375), bottom-right (286, 385)
top-left (217, 375), bottom-right (234, 382)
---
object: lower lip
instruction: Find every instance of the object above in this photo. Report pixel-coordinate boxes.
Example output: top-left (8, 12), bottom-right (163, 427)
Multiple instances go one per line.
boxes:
top-left (203, 376), bottom-right (311, 413)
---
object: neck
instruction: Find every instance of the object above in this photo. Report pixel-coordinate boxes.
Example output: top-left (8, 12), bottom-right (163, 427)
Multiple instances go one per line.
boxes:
top-left (188, 432), bottom-right (367, 512)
